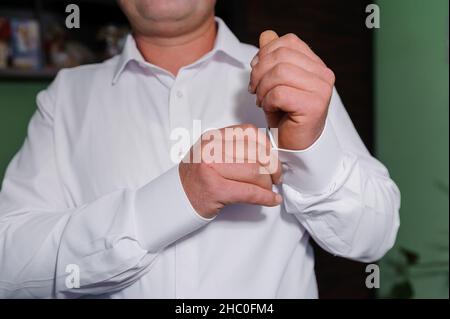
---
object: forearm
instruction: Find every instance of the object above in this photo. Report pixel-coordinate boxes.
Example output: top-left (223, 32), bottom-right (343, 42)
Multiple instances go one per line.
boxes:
top-left (278, 89), bottom-right (400, 262)
top-left (0, 165), bottom-right (209, 298)
top-left (282, 151), bottom-right (400, 262)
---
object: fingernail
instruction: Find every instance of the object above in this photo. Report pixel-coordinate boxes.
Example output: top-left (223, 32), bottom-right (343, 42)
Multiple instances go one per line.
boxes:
top-left (275, 194), bottom-right (283, 204)
top-left (248, 83), bottom-right (253, 93)
top-left (250, 55), bottom-right (259, 67)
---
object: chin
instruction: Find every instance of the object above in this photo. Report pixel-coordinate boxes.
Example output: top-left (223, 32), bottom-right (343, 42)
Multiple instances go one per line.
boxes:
top-left (134, 0), bottom-right (198, 21)
top-left (119, 0), bottom-right (216, 37)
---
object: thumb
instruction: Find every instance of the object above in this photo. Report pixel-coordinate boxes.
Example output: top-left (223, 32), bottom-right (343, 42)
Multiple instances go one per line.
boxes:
top-left (259, 30), bottom-right (279, 48)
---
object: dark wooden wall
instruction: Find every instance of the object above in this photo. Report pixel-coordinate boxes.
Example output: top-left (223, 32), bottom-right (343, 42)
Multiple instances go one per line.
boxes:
top-left (217, 0), bottom-right (375, 299)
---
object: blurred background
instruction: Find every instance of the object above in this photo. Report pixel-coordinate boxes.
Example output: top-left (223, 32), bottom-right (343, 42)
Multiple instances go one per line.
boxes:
top-left (0, 0), bottom-right (448, 299)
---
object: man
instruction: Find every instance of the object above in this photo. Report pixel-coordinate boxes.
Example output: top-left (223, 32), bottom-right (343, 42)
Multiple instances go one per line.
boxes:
top-left (0, 0), bottom-right (400, 298)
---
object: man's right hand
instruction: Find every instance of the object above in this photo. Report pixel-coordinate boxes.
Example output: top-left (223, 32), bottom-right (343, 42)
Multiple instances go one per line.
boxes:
top-left (179, 124), bottom-right (283, 219)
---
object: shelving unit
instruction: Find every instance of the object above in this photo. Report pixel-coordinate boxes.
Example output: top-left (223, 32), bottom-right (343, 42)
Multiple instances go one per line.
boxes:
top-left (0, 0), bottom-right (128, 81)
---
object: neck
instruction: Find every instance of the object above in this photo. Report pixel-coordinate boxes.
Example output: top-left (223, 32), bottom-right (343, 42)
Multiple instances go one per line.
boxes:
top-left (133, 16), bottom-right (217, 76)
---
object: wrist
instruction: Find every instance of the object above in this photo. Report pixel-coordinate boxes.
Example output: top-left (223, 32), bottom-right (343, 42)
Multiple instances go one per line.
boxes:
top-left (277, 121), bottom-right (325, 151)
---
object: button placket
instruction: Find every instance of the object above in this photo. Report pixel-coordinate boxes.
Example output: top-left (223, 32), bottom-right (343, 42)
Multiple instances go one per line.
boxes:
top-left (169, 77), bottom-right (202, 298)
top-left (169, 86), bottom-right (189, 129)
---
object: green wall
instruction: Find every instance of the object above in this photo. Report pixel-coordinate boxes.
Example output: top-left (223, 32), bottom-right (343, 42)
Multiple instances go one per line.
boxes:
top-left (376, 0), bottom-right (449, 298)
top-left (0, 82), bottom-right (48, 182)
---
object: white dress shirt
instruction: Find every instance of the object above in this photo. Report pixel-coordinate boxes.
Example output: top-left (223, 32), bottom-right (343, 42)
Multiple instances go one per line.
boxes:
top-left (0, 18), bottom-right (400, 299)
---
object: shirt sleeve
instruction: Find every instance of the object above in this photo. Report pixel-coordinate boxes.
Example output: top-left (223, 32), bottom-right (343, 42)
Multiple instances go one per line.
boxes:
top-left (0, 87), bottom-right (211, 298)
top-left (273, 88), bottom-right (400, 263)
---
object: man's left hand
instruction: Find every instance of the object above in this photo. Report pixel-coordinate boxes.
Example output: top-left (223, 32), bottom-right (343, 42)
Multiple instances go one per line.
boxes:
top-left (249, 31), bottom-right (335, 150)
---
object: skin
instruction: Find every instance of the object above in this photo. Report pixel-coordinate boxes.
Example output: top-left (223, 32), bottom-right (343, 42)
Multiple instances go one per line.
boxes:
top-left (249, 31), bottom-right (335, 150)
top-left (179, 125), bottom-right (283, 218)
top-left (118, 0), bottom-right (217, 75)
top-left (118, 1), bottom-right (336, 218)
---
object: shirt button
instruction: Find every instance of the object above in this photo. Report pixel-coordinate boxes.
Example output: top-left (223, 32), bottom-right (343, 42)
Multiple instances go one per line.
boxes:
top-left (176, 90), bottom-right (184, 98)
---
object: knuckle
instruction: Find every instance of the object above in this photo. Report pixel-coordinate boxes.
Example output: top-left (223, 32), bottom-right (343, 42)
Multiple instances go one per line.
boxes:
top-left (256, 91), bottom-right (263, 105)
top-left (271, 86), bottom-right (285, 102)
top-left (250, 63), bottom-right (260, 79)
top-left (241, 123), bottom-right (258, 133)
top-left (273, 63), bottom-right (289, 78)
top-left (285, 33), bottom-right (299, 44)
top-left (323, 67), bottom-right (336, 84)
top-left (273, 47), bottom-right (289, 61)
top-left (250, 60), bottom-right (266, 79)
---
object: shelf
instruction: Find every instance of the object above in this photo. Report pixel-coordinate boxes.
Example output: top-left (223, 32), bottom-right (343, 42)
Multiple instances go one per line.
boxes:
top-left (0, 68), bottom-right (58, 81)
top-left (0, 0), bottom-right (128, 81)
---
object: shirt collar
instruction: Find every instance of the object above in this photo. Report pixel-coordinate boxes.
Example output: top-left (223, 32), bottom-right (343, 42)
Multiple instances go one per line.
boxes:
top-left (112, 17), bottom-right (248, 85)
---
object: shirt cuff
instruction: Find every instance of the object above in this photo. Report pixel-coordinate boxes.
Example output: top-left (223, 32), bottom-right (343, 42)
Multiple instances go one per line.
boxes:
top-left (269, 120), bottom-right (345, 195)
top-left (134, 165), bottom-right (213, 252)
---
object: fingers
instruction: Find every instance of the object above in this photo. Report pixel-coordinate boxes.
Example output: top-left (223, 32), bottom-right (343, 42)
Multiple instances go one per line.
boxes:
top-left (204, 138), bottom-right (281, 184)
top-left (181, 123), bottom-right (285, 218)
top-left (199, 125), bottom-right (282, 185)
top-left (267, 157), bottom-right (282, 185)
top-left (249, 47), bottom-right (335, 94)
top-left (221, 178), bottom-right (283, 207)
top-left (256, 33), bottom-right (324, 66)
top-left (261, 85), bottom-right (318, 115)
top-left (210, 163), bottom-right (274, 190)
top-left (255, 63), bottom-right (332, 107)
top-left (249, 33), bottom-right (334, 109)
top-left (259, 30), bottom-right (279, 48)
top-left (218, 125), bottom-right (282, 183)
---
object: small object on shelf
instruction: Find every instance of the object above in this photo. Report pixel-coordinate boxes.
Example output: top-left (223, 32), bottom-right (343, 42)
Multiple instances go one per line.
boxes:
top-left (10, 18), bottom-right (42, 70)
top-left (97, 24), bottom-right (129, 60)
top-left (45, 24), bottom-right (95, 69)
top-left (0, 42), bottom-right (8, 69)
top-left (45, 24), bottom-right (70, 68)
top-left (0, 0), bottom-right (130, 80)
top-left (0, 17), bottom-right (11, 69)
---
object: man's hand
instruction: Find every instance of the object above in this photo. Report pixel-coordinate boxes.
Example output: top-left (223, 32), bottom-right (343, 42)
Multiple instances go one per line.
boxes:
top-left (179, 124), bottom-right (282, 219)
top-left (249, 31), bottom-right (336, 150)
